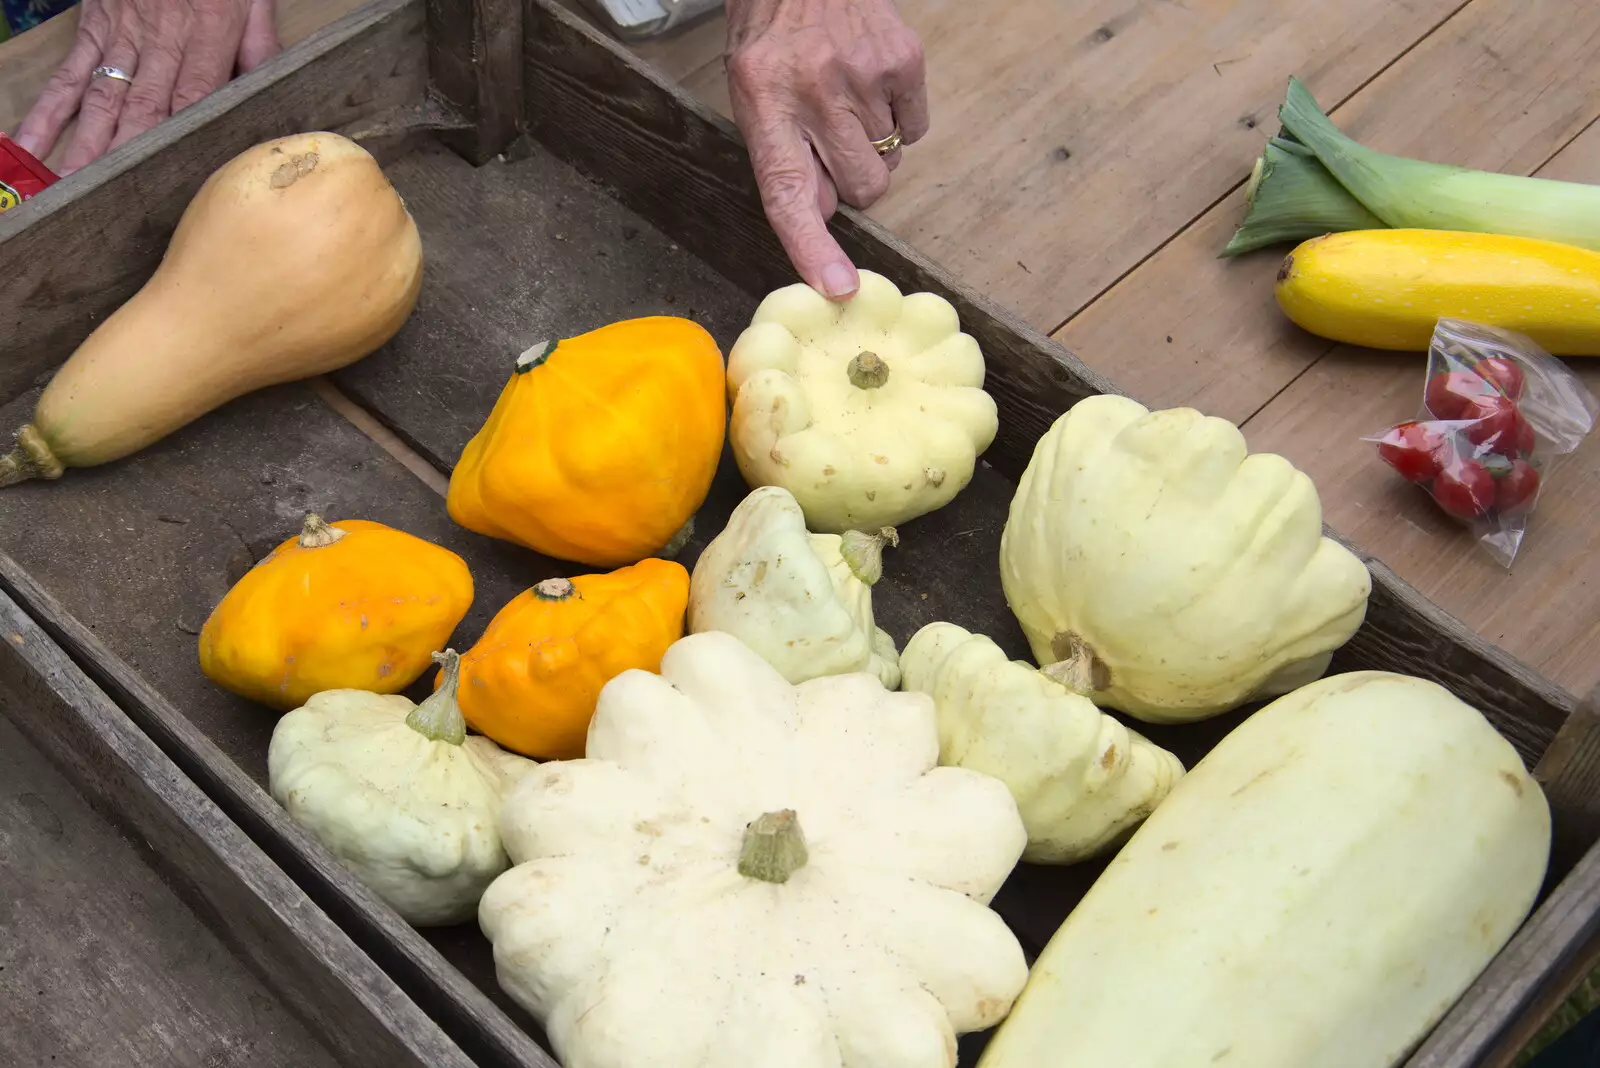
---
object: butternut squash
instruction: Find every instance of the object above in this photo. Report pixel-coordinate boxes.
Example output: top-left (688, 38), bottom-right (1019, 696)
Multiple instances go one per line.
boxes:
top-left (1275, 229), bottom-right (1600, 355)
top-left (0, 131), bottom-right (424, 488)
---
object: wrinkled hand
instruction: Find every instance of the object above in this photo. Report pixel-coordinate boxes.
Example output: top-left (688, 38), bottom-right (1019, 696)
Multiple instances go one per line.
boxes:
top-left (15, 0), bottom-right (280, 174)
top-left (726, 0), bottom-right (928, 301)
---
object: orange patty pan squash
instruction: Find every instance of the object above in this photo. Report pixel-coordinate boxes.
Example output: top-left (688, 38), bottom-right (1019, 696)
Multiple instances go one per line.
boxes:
top-left (198, 514), bottom-right (475, 711)
top-left (441, 557), bottom-right (689, 759)
top-left (445, 316), bottom-right (727, 568)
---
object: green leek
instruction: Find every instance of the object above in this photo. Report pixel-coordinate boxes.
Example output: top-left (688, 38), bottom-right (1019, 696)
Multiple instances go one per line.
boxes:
top-left (1222, 76), bottom-right (1600, 256)
top-left (1221, 137), bottom-right (1382, 256)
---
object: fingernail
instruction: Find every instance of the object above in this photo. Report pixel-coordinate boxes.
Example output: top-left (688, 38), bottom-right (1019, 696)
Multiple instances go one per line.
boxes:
top-left (821, 264), bottom-right (858, 300)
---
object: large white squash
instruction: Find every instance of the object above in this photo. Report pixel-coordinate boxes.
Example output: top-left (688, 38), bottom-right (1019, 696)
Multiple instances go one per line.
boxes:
top-left (899, 621), bottom-right (1184, 864)
top-left (977, 670), bottom-right (1551, 1068)
top-left (478, 630), bottom-right (1030, 1068)
top-left (726, 270), bottom-right (999, 533)
top-left (999, 393), bottom-right (1372, 723)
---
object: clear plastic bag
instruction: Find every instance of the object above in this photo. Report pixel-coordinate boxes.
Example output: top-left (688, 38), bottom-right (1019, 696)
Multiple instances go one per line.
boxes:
top-left (1362, 319), bottom-right (1599, 568)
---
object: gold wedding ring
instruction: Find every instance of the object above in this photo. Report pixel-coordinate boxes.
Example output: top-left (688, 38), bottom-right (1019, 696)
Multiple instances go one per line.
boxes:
top-left (870, 127), bottom-right (904, 156)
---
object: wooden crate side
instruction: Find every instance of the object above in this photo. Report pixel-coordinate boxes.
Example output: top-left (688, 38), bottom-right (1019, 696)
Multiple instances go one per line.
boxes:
top-left (428, 0), bottom-right (525, 162)
top-left (518, 0), bottom-right (1123, 486)
top-left (512, 0), bottom-right (1578, 776)
top-left (0, 574), bottom-right (474, 1068)
top-left (0, 0), bottom-right (428, 407)
top-left (1333, 553), bottom-right (1577, 770)
top-left (1403, 833), bottom-right (1600, 1068)
top-left (1536, 689), bottom-right (1600, 882)
top-left (0, 550), bottom-right (560, 1068)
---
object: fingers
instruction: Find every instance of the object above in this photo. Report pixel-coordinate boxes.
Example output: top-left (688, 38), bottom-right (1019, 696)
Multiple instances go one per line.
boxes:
top-left (891, 80), bottom-right (930, 146)
top-left (811, 107), bottom-right (892, 211)
top-left (112, 13), bottom-right (186, 151)
top-left (172, 2), bottom-right (247, 112)
top-left (885, 38), bottom-right (930, 145)
top-left (745, 119), bottom-right (859, 301)
top-left (236, 0), bottom-right (281, 73)
top-left (13, 3), bottom-right (109, 161)
top-left (812, 147), bottom-right (839, 220)
top-left (60, 9), bottom-right (142, 174)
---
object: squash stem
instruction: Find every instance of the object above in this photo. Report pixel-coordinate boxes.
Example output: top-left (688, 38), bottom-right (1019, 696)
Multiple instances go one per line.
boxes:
top-left (1043, 631), bottom-right (1112, 695)
top-left (0, 425), bottom-right (65, 488)
top-left (407, 650), bottom-right (468, 745)
top-left (658, 516), bottom-right (696, 560)
top-left (298, 514), bottom-right (347, 548)
top-left (533, 577), bottom-right (578, 601)
top-left (847, 352), bottom-right (890, 390)
top-left (738, 809), bottom-right (809, 884)
top-left (840, 527), bottom-right (900, 586)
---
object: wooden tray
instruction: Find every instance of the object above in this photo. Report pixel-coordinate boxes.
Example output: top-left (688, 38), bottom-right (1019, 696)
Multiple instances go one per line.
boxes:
top-left (3, 0), bottom-right (1599, 1064)
top-left (0, 572), bottom-right (473, 1067)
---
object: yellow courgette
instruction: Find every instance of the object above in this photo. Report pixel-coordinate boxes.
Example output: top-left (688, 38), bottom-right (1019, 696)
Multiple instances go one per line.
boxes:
top-left (1274, 229), bottom-right (1600, 355)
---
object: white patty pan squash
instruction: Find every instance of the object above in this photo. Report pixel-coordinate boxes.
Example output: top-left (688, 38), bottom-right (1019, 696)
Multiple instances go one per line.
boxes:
top-left (978, 671), bottom-right (1551, 1068)
top-left (688, 485), bottom-right (902, 688)
top-left (727, 270), bottom-right (1000, 533)
top-left (999, 393), bottom-right (1372, 724)
top-left (267, 651), bottom-right (536, 927)
top-left (899, 622), bottom-right (1184, 865)
top-left (478, 630), bottom-right (1031, 1068)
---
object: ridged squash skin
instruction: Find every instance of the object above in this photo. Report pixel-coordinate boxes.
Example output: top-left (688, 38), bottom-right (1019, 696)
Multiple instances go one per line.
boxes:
top-left (1275, 229), bottom-right (1600, 354)
top-left (0, 131), bottom-right (423, 487)
top-left (442, 558), bottom-right (690, 760)
top-left (198, 516), bottom-right (474, 712)
top-left (898, 622), bottom-right (1184, 865)
top-left (977, 671), bottom-right (1551, 1068)
top-left (446, 317), bottom-right (727, 568)
top-left (726, 270), bottom-right (999, 533)
top-left (998, 394), bottom-right (1371, 724)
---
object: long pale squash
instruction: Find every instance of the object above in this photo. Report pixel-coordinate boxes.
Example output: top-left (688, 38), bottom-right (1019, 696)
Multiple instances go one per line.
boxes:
top-left (1, 131), bottom-right (423, 488)
top-left (978, 671), bottom-right (1550, 1068)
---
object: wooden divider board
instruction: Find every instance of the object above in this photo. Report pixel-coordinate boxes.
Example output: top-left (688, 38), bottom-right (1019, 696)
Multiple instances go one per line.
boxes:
top-left (1057, 0), bottom-right (1600, 697)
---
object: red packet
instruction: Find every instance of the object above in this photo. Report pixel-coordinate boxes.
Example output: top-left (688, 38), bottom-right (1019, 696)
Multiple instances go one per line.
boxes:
top-left (0, 133), bottom-right (59, 214)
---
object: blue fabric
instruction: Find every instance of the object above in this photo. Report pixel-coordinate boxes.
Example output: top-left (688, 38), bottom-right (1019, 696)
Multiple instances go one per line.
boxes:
top-left (2, 0), bottom-right (77, 35)
top-left (1526, 1008), bottom-right (1600, 1068)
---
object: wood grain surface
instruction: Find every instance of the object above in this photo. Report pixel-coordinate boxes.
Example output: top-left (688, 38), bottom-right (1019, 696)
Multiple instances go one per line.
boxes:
top-left (1240, 130), bottom-right (1600, 704)
top-left (0, 575), bottom-right (476, 1068)
top-left (0, 713), bottom-right (342, 1068)
top-left (428, 0), bottom-right (524, 161)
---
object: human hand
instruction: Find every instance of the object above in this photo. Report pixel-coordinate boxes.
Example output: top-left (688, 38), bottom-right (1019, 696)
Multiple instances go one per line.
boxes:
top-left (725, 0), bottom-right (928, 301)
top-left (14, 0), bottom-right (280, 175)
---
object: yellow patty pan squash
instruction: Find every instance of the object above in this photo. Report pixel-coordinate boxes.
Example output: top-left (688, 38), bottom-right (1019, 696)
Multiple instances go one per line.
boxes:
top-left (446, 316), bottom-right (727, 568)
top-left (727, 270), bottom-right (999, 533)
top-left (999, 395), bottom-right (1371, 724)
top-left (198, 515), bottom-right (475, 711)
top-left (439, 557), bottom-right (689, 760)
